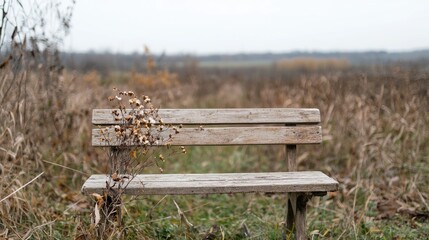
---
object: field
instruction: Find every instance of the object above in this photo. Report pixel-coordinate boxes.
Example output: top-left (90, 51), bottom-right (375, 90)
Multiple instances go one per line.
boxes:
top-left (1, 46), bottom-right (428, 239)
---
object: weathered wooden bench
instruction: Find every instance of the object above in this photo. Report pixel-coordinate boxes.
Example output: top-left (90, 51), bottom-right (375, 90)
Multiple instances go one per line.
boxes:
top-left (82, 108), bottom-right (338, 239)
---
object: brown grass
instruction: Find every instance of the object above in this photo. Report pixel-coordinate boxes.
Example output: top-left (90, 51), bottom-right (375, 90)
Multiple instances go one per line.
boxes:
top-left (0, 4), bottom-right (427, 236)
top-left (275, 58), bottom-right (349, 72)
top-left (1, 54), bottom-right (428, 238)
top-left (0, 2), bottom-right (429, 239)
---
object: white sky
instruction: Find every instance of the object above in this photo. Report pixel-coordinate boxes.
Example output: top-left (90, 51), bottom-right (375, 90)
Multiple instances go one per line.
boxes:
top-left (64, 0), bottom-right (429, 55)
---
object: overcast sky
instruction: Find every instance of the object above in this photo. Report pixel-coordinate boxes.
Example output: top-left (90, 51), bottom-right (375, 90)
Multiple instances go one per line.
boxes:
top-left (64, 0), bottom-right (429, 55)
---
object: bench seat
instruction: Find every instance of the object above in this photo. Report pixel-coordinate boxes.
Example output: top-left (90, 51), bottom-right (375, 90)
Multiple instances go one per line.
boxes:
top-left (82, 171), bottom-right (338, 195)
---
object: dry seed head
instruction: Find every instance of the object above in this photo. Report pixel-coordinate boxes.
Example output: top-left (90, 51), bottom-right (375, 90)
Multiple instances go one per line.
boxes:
top-left (111, 172), bottom-right (121, 182)
top-left (173, 127), bottom-right (180, 134)
top-left (148, 117), bottom-right (156, 124)
top-left (111, 110), bottom-right (119, 116)
top-left (91, 193), bottom-right (104, 208)
top-left (108, 89), bottom-right (184, 165)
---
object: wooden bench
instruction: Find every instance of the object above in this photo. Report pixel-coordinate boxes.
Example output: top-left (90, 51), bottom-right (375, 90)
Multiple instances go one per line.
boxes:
top-left (82, 108), bottom-right (338, 239)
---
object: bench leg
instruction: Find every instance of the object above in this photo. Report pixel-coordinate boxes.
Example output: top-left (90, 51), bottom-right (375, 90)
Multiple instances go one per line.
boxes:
top-left (286, 193), bottom-right (296, 237)
top-left (284, 193), bottom-right (310, 240)
top-left (295, 194), bottom-right (308, 240)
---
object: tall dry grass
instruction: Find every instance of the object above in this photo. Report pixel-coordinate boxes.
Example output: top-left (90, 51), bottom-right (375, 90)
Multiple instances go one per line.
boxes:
top-left (275, 58), bottom-right (349, 72)
top-left (1, 55), bottom-right (428, 238)
top-left (0, 2), bottom-right (427, 236)
top-left (257, 72), bottom-right (429, 237)
top-left (78, 62), bottom-right (428, 238)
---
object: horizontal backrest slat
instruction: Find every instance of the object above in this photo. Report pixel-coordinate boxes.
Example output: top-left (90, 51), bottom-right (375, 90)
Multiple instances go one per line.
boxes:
top-left (93, 108), bottom-right (321, 125)
top-left (92, 126), bottom-right (322, 146)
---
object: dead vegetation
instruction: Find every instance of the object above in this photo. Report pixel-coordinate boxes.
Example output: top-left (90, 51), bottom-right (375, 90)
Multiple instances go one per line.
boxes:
top-left (2, 51), bottom-right (428, 238)
top-left (0, 1), bottom-right (428, 238)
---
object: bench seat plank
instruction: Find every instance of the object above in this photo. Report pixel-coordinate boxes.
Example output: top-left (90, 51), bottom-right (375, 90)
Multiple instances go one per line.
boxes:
top-left (82, 171), bottom-right (338, 195)
top-left (92, 126), bottom-right (322, 146)
top-left (93, 108), bottom-right (321, 125)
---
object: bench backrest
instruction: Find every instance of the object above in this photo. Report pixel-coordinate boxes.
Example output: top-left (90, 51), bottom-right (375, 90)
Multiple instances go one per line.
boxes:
top-left (92, 108), bottom-right (321, 172)
top-left (92, 108), bottom-right (322, 147)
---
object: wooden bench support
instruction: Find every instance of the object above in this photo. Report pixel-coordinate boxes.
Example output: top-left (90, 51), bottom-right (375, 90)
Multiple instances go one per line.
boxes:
top-left (286, 193), bottom-right (297, 237)
top-left (285, 192), bottom-right (326, 240)
top-left (295, 193), bottom-right (309, 240)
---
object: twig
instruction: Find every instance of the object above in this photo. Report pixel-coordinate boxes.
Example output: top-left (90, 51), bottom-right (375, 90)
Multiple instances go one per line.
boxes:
top-left (22, 220), bottom-right (56, 239)
top-left (413, 182), bottom-right (429, 211)
top-left (0, 172), bottom-right (44, 204)
top-left (145, 194), bottom-right (168, 217)
top-left (173, 199), bottom-right (194, 228)
top-left (42, 159), bottom-right (88, 176)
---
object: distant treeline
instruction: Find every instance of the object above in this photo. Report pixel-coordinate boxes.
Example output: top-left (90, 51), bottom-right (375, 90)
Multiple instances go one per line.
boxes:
top-left (61, 49), bottom-right (429, 73)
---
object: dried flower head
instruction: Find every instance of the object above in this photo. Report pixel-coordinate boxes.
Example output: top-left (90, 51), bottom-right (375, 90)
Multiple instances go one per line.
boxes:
top-left (101, 88), bottom-right (185, 177)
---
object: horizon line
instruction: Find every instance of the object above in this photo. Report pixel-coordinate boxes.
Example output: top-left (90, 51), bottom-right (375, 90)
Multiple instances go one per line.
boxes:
top-left (61, 47), bottom-right (429, 57)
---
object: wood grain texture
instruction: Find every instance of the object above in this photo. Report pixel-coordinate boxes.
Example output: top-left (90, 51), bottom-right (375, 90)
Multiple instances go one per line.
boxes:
top-left (285, 122), bottom-right (298, 237)
top-left (286, 145), bottom-right (297, 171)
top-left (295, 194), bottom-right (309, 240)
top-left (81, 171), bottom-right (339, 195)
top-left (286, 194), bottom-right (296, 237)
top-left (92, 108), bottom-right (321, 125)
top-left (92, 126), bottom-right (322, 146)
top-left (286, 124), bottom-right (298, 172)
